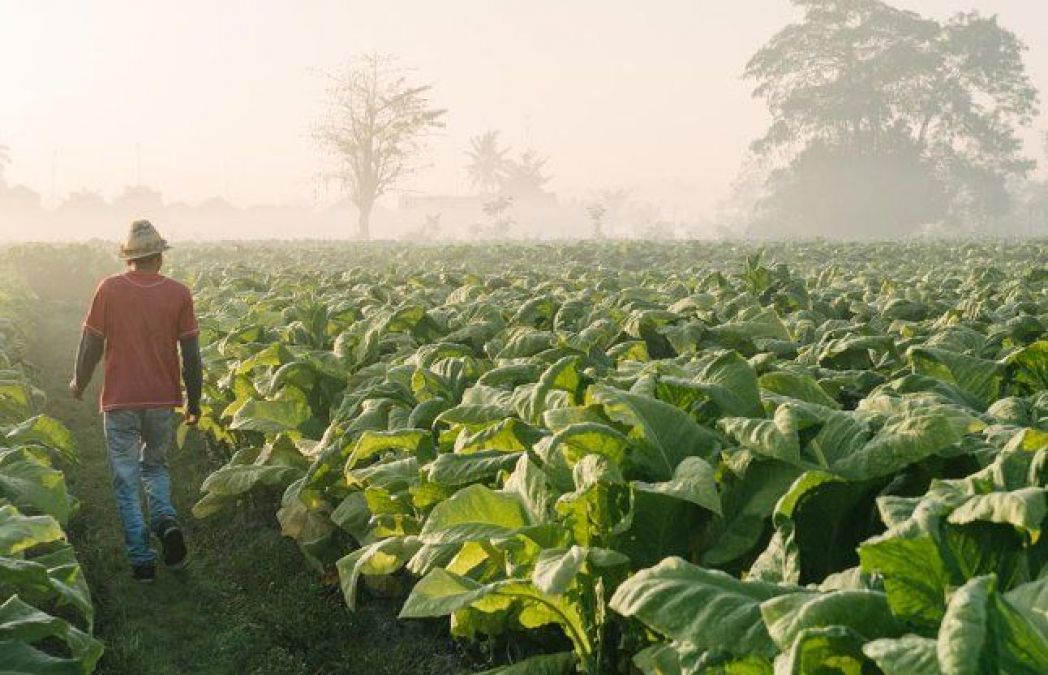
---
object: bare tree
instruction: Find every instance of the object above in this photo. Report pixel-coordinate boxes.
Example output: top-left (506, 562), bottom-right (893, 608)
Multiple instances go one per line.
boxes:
top-left (315, 54), bottom-right (446, 240)
top-left (465, 131), bottom-right (510, 195)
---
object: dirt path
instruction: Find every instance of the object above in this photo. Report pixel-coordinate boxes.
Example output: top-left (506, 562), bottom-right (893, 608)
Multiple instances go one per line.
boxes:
top-left (30, 298), bottom-right (471, 675)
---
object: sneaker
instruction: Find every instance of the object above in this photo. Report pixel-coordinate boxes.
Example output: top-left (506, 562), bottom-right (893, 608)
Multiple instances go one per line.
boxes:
top-left (157, 518), bottom-right (189, 569)
top-left (132, 562), bottom-right (156, 583)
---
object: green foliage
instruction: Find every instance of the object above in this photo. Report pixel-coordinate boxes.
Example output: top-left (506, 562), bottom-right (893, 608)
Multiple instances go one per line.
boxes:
top-left (0, 271), bottom-right (101, 672)
top-left (188, 240), bottom-right (1048, 673)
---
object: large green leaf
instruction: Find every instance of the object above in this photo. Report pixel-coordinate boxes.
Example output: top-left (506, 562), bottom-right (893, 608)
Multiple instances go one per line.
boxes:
top-left (832, 412), bottom-right (973, 481)
top-left (863, 635), bottom-right (941, 675)
top-left (701, 458), bottom-right (802, 566)
top-left (633, 456), bottom-right (721, 514)
top-left (859, 524), bottom-right (951, 629)
top-left (946, 487), bottom-right (1046, 543)
top-left (760, 589), bottom-right (901, 650)
top-left (936, 574), bottom-right (1048, 675)
top-left (1004, 577), bottom-right (1048, 634)
top-left (907, 347), bottom-right (1004, 407)
top-left (335, 537), bottom-right (421, 610)
top-left (30, 546), bottom-right (95, 629)
top-left (0, 641), bottom-right (83, 675)
top-left (197, 463), bottom-right (302, 498)
top-left (776, 625), bottom-right (869, 675)
top-left (719, 405), bottom-right (812, 466)
top-left (0, 452), bottom-right (70, 524)
top-left (758, 371), bottom-right (840, 409)
top-left (453, 418), bottom-right (545, 455)
top-left (548, 423), bottom-right (630, 469)
top-left (609, 557), bottom-right (788, 658)
top-left (753, 470), bottom-right (884, 584)
top-left (0, 506), bottom-right (65, 556)
top-left (426, 450), bottom-right (522, 487)
top-left (419, 484), bottom-right (530, 545)
top-left (0, 595), bottom-right (102, 672)
top-left (346, 429), bottom-right (433, 470)
top-left (587, 385), bottom-right (719, 480)
top-left (400, 569), bottom-right (591, 654)
top-left (695, 351), bottom-right (763, 418)
top-left (531, 545), bottom-right (628, 595)
top-left (4, 415), bottom-right (75, 461)
top-left (503, 454), bottom-right (556, 524)
top-left (1007, 340), bottom-right (1048, 395)
top-left (618, 488), bottom-right (701, 570)
top-left (229, 397), bottom-right (311, 434)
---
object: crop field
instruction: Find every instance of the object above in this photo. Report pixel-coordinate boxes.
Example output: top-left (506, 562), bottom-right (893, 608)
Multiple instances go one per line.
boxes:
top-left (0, 268), bottom-right (101, 673)
top-left (2, 240), bottom-right (1047, 674)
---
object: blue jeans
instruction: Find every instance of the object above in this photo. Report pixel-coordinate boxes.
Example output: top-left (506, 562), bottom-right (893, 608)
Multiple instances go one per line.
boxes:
top-left (103, 408), bottom-right (178, 566)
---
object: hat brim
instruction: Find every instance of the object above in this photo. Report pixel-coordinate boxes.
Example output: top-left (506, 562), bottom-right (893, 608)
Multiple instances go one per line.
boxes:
top-left (120, 242), bottom-right (172, 260)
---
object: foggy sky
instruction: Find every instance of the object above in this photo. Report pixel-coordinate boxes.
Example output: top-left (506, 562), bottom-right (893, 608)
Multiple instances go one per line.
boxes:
top-left (1, 0), bottom-right (1046, 222)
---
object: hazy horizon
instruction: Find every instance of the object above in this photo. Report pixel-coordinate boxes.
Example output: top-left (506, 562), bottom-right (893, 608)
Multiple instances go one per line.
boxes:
top-left (2, 0), bottom-right (1047, 227)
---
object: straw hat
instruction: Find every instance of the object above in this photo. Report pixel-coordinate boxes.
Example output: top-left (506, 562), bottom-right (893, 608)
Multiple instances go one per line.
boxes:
top-left (120, 220), bottom-right (171, 260)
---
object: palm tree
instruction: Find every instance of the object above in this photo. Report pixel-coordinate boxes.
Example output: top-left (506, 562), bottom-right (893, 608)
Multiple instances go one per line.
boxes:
top-left (465, 131), bottom-right (510, 194)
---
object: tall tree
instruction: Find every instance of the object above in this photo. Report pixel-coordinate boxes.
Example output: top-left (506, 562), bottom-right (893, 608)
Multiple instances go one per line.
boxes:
top-left (745, 0), bottom-right (1038, 237)
top-left (465, 131), bottom-right (511, 194)
top-left (316, 54), bottom-right (446, 240)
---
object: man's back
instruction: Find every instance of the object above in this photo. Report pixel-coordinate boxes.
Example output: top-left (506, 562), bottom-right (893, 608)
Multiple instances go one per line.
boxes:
top-left (84, 270), bottom-right (198, 411)
top-left (72, 220), bottom-right (199, 580)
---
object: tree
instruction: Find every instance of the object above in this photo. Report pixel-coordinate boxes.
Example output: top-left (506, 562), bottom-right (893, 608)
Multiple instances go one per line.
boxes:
top-left (745, 0), bottom-right (1038, 237)
top-left (586, 202), bottom-right (606, 239)
top-left (465, 131), bottom-right (511, 194)
top-left (315, 53), bottom-right (446, 240)
top-left (499, 149), bottom-right (551, 198)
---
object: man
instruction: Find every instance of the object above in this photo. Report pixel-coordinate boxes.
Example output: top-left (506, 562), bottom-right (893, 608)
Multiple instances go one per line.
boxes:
top-left (70, 220), bottom-right (203, 582)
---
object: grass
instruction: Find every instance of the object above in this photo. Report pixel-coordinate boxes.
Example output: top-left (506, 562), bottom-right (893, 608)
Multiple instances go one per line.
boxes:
top-left (30, 297), bottom-right (476, 675)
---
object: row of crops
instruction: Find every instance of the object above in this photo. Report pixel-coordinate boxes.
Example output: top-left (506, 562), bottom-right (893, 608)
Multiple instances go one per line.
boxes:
top-left (0, 268), bottom-right (101, 673)
top-left (187, 241), bottom-right (1048, 674)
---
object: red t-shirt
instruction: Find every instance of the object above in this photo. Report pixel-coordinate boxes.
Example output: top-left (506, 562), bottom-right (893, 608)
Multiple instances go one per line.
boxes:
top-left (83, 271), bottom-right (199, 412)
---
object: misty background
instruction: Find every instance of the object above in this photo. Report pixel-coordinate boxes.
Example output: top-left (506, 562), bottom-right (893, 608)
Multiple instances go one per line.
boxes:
top-left (1, 0), bottom-right (1048, 241)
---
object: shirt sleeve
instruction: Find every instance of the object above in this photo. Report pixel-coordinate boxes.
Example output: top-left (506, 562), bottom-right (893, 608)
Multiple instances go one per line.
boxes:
top-left (82, 281), bottom-right (108, 337)
top-left (178, 289), bottom-right (200, 339)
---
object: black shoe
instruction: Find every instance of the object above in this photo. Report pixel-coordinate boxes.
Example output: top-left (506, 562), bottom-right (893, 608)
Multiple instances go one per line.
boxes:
top-left (157, 518), bottom-right (189, 569)
top-left (132, 562), bottom-right (156, 583)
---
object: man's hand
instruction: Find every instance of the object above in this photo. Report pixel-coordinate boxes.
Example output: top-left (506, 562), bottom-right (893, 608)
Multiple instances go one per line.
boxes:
top-left (184, 412), bottom-right (199, 426)
top-left (68, 379), bottom-right (83, 400)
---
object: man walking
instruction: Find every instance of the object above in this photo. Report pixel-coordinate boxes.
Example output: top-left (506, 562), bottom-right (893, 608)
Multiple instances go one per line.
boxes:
top-left (70, 220), bottom-right (203, 582)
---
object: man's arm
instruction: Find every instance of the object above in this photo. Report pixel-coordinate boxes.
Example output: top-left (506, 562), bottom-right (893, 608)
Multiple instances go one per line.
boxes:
top-left (180, 335), bottom-right (203, 422)
top-left (70, 331), bottom-right (104, 399)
